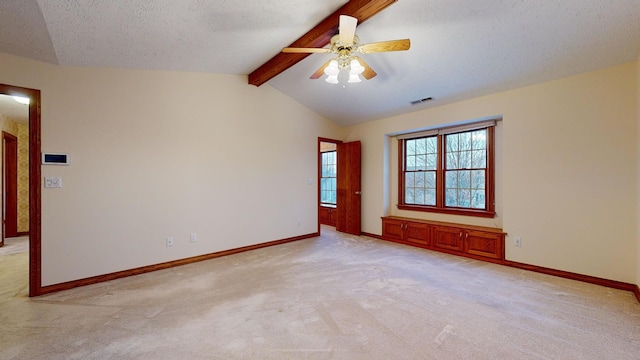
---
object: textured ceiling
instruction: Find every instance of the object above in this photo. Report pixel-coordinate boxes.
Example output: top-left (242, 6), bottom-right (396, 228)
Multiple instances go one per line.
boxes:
top-left (0, 0), bottom-right (639, 126)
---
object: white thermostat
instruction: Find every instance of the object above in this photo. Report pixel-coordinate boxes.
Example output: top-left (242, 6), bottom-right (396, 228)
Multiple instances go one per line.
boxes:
top-left (42, 153), bottom-right (69, 165)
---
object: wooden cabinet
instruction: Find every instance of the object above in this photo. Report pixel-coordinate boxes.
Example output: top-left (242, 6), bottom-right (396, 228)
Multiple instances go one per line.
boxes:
top-left (381, 217), bottom-right (430, 246)
top-left (465, 229), bottom-right (503, 260)
top-left (433, 226), bottom-right (464, 252)
top-left (319, 206), bottom-right (337, 226)
top-left (381, 216), bottom-right (505, 263)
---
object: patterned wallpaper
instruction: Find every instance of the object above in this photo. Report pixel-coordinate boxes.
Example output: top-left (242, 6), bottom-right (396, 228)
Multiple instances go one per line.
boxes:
top-left (0, 115), bottom-right (29, 234)
top-left (17, 123), bottom-right (29, 233)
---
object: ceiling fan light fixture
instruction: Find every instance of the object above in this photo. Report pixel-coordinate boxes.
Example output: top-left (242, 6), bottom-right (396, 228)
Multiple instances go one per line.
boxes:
top-left (348, 74), bottom-right (362, 83)
top-left (324, 60), bottom-right (340, 77)
top-left (325, 75), bottom-right (339, 84)
top-left (349, 59), bottom-right (365, 75)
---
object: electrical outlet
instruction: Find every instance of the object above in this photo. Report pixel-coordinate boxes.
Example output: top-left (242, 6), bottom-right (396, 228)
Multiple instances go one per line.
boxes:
top-left (514, 237), bottom-right (522, 247)
top-left (166, 237), bottom-right (174, 247)
top-left (190, 233), bottom-right (197, 243)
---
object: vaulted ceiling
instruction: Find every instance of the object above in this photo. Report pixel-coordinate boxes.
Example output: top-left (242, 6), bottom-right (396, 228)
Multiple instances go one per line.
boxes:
top-left (1, 0), bottom-right (639, 126)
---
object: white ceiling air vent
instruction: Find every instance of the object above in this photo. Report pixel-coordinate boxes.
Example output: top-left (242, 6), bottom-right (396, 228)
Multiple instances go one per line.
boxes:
top-left (410, 97), bottom-right (432, 105)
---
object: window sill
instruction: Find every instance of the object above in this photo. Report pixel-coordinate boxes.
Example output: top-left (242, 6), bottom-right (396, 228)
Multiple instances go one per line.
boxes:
top-left (397, 204), bottom-right (496, 218)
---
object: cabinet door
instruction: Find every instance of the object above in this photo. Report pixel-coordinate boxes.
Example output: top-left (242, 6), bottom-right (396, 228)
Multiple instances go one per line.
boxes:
top-left (328, 209), bottom-right (337, 226)
top-left (319, 207), bottom-right (332, 225)
top-left (465, 230), bottom-right (503, 259)
top-left (382, 218), bottom-right (404, 241)
top-left (433, 226), bottom-right (464, 252)
top-left (405, 222), bottom-right (430, 246)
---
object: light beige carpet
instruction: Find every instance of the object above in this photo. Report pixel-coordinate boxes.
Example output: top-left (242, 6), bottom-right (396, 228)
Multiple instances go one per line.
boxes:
top-left (1, 227), bottom-right (639, 359)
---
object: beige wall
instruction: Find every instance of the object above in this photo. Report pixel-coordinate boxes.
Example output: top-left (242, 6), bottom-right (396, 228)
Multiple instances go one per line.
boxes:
top-left (345, 62), bottom-right (638, 283)
top-left (0, 52), bottom-right (344, 286)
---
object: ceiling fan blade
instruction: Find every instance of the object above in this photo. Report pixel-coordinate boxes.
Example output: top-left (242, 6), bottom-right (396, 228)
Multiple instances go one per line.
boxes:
top-left (339, 15), bottom-right (358, 44)
top-left (310, 59), bottom-right (333, 79)
top-left (357, 39), bottom-right (411, 54)
top-left (353, 57), bottom-right (377, 79)
top-left (282, 47), bottom-right (331, 54)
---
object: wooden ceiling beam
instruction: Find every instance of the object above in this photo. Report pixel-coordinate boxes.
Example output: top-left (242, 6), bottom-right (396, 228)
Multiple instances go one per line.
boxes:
top-left (248, 0), bottom-right (397, 87)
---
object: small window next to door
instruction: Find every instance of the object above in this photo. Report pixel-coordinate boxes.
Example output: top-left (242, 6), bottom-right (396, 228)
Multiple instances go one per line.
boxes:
top-left (320, 150), bottom-right (337, 205)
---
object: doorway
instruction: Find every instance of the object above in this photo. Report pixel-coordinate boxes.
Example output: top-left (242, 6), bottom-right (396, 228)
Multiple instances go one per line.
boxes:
top-left (0, 83), bottom-right (42, 297)
top-left (3, 131), bottom-right (18, 239)
top-left (317, 138), bottom-right (361, 235)
top-left (319, 139), bottom-right (339, 229)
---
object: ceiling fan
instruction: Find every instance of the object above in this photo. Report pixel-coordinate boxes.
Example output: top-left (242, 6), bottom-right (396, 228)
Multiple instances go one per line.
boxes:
top-left (282, 15), bottom-right (410, 85)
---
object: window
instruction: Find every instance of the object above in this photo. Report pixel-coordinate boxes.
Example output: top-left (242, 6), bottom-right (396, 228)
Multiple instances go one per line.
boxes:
top-left (398, 122), bottom-right (495, 217)
top-left (320, 150), bottom-right (337, 205)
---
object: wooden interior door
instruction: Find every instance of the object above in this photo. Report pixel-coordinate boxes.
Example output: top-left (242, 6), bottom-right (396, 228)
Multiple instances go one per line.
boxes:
top-left (336, 141), bottom-right (361, 235)
top-left (3, 132), bottom-right (18, 239)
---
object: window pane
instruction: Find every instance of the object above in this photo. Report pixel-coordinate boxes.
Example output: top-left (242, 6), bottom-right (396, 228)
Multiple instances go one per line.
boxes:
top-left (471, 190), bottom-right (485, 209)
top-left (406, 155), bottom-right (416, 171)
top-left (446, 189), bottom-right (458, 207)
top-left (426, 171), bottom-right (436, 188)
top-left (458, 189), bottom-right (471, 207)
top-left (414, 172), bottom-right (425, 188)
top-left (459, 150), bottom-right (471, 169)
top-left (426, 137), bottom-right (438, 154)
top-left (414, 188), bottom-right (426, 205)
top-left (446, 134), bottom-right (458, 152)
top-left (405, 172), bottom-right (415, 187)
top-left (471, 170), bottom-right (485, 189)
top-left (320, 151), bottom-right (337, 205)
top-left (459, 132), bottom-right (472, 151)
top-left (459, 170), bottom-right (471, 188)
top-left (416, 154), bottom-right (427, 171)
top-left (445, 171), bottom-right (458, 188)
top-left (472, 129), bottom-right (487, 149)
top-left (426, 154), bottom-right (437, 170)
top-left (400, 126), bottom-right (491, 214)
top-left (405, 188), bottom-right (415, 204)
top-left (472, 149), bottom-right (486, 168)
top-left (425, 189), bottom-right (436, 206)
top-left (415, 138), bottom-right (427, 154)
top-left (406, 140), bottom-right (416, 156)
top-left (446, 151), bottom-right (458, 169)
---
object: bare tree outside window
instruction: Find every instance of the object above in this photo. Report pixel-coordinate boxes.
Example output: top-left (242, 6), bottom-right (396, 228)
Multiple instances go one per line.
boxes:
top-left (321, 151), bottom-right (337, 205)
top-left (398, 124), bottom-right (495, 218)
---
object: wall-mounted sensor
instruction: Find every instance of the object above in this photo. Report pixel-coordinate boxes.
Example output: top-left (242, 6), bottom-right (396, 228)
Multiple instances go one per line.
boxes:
top-left (42, 153), bottom-right (69, 165)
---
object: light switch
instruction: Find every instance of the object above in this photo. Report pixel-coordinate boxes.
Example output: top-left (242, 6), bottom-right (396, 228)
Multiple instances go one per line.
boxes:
top-left (44, 177), bottom-right (62, 188)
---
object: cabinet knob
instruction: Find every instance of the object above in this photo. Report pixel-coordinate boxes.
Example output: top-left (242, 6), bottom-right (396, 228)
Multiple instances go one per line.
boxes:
top-left (355, 191), bottom-right (361, 195)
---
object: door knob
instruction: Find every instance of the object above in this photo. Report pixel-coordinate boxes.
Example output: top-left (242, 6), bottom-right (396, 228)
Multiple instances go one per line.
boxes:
top-left (355, 191), bottom-right (361, 195)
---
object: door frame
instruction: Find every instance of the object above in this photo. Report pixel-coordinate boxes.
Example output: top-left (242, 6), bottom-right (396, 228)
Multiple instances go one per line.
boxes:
top-left (318, 138), bottom-right (342, 234)
top-left (3, 131), bottom-right (19, 238)
top-left (0, 83), bottom-right (42, 297)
